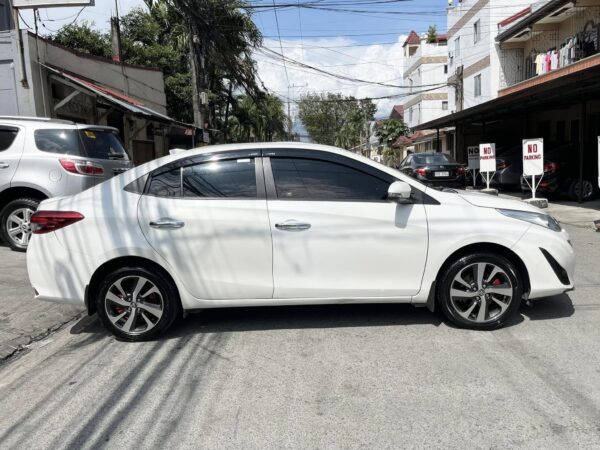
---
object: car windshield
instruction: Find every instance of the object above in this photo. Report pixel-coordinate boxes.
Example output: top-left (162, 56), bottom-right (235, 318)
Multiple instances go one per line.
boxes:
top-left (34, 128), bottom-right (129, 160)
top-left (412, 153), bottom-right (455, 165)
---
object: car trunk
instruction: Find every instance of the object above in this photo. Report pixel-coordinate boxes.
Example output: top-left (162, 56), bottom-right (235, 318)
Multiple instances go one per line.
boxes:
top-left (422, 164), bottom-right (462, 181)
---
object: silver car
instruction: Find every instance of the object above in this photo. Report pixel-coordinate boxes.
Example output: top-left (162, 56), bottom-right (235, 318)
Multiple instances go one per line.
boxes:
top-left (0, 116), bottom-right (132, 251)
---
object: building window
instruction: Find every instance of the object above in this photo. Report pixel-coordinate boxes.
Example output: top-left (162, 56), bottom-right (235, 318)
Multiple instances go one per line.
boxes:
top-left (444, 64), bottom-right (448, 74)
top-left (474, 74), bottom-right (482, 97)
top-left (454, 37), bottom-right (460, 60)
top-left (442, 101), bottom-right (448, 110)
top-left (409, 107), bottom-right (413, 122)
top-left (473, 19), bottom-right (481, 43)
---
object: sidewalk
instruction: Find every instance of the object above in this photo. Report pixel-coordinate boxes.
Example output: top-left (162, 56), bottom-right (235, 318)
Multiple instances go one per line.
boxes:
top-left (0, 246), bottom-right (82, 361)
top-left (500, 191), bottom-right (600, 229)
top-left (546, 199), bottom-right (600, 229)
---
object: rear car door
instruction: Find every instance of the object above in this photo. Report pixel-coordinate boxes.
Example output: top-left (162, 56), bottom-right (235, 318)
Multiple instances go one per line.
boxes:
top-left (0, 124), bottom-right (24, 192)
top-left (264, 149), bottom-right (429, 299)
top-left (138, 150), bottom-right (273, 300)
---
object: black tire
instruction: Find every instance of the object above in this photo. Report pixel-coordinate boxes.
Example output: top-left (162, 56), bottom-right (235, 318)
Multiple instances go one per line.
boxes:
top-left (568, 179), bottom-right (596, 202)
top-left (437, 252), bottom-right (523, 330)
top-left (96, 266), bottom-right (181, 341)
top-left (0, 197), bottom-right (40, 252)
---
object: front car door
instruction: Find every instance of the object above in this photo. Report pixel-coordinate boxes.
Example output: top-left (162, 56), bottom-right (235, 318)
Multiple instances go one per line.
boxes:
top-left (263, 149), bottom-right (429, 299)
top-left (138, 150), bottom-right (273, 300)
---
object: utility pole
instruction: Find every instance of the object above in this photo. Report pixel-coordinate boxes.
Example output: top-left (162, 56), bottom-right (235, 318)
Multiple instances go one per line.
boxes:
top-left (188, 20), bottom-right (210, 143)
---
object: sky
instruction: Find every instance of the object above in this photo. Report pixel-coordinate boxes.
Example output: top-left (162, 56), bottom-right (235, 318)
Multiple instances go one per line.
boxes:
top-left (16, 0), bottom-right (449, 119)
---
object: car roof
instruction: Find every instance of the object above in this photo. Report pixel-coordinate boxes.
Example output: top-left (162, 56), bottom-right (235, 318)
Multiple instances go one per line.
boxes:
top-left (0, 117), bottom-right (119, 132)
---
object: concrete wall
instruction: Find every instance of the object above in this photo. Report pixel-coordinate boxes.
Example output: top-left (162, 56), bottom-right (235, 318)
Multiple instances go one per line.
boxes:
top-left (25, 32), bottom-right (167, 114)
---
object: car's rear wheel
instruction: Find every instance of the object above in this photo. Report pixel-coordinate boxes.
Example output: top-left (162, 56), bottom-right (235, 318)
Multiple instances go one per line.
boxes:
top-left (438, 253), bottom-right (523, 330)
top-left (0, 198), bottom-right (40, 252)
top-left (96, 266), bottom-right (181, 341)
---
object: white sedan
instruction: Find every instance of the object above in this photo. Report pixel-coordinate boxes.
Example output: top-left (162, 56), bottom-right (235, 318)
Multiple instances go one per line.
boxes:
top-left (27, 143), bottom-right (575, 340)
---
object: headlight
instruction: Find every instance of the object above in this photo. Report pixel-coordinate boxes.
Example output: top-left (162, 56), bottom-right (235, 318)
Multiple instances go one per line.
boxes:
top-left (497, 209), bottom-right (561, 232)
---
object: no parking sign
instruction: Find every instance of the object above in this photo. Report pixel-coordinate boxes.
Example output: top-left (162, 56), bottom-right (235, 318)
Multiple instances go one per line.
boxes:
top-left (523, 138), bottom-right (544, 176)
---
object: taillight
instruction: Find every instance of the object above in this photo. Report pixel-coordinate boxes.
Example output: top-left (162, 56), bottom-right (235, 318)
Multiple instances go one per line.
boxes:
top-left (497, 161), bottom-right (511, 170)
top-left (457, 167), bottom-right (465, 175)
top-left (544, 162), bottom-right (559, 172)
top-left (30, 211), bottom-right (84, 234)
top-left (414, 168), bottom-right (428, 177)
top-left (60, 159), bottom-right (104, 176)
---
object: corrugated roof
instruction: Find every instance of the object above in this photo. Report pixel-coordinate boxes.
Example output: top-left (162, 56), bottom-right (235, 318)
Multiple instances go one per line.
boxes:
top-left (44, 65), bottom-right (189, 126)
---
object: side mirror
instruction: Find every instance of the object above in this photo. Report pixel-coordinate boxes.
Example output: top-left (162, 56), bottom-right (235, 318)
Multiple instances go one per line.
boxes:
top-left (387, 181), bottom-right (413, 204)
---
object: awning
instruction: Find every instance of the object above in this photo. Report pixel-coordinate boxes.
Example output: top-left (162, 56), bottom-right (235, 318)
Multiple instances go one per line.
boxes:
top-left (44, 64), bottom-right (193, 128)
top-left (413, 56), bottom-right (600, 131)
top-left (496, 0), bottom-right (574, 43)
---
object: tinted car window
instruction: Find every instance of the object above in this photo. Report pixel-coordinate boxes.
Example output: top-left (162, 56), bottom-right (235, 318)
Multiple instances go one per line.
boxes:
top-left (79, 129), bottom-right (129, 160)
top-left (34, 128), bottom-right (129, 160)
top-left (412, 153), bottom-right (455, 165)
top-left (147, 167), bottom-right (181, 197)
top-left (271, 157), bottom-right (389, 201)
top-left (34, 129), bottom-right (82, 156)
top-left (182, 159), bottom-right (256, 198)
top-left (0, 127), bottom-right (18, 151)
top-left (147, 158), bottom-right (257, 199)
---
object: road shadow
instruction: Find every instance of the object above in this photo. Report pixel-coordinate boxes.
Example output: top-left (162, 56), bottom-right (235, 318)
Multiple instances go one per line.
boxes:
top-left (520, 293), bottom-right (575, 321)
top-left (69, 295), bottom-right (575, 340)
top-left (70, 303), bottom-right (444, 341)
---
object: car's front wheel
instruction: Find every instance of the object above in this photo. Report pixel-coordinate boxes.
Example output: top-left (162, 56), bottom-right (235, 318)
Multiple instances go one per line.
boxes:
top-left (438, 253), bottom-right (523, 330)
top-left (96, 266), bottom-right (181, 341)
top-left (0, 198), bottom-right (40, 252)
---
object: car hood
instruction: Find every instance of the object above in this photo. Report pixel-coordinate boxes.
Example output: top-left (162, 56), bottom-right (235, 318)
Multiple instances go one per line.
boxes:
top-left (456, 190), bottom-right (542, 213)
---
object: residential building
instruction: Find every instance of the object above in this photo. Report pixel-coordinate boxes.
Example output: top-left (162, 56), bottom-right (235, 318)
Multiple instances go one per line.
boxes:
top-left (417, 0), bottom-right (600, 201)
top-left (401, 31), bottom-right (453, 157)
top-left (446, 0), bottom-right (539, 111)
top-left (0, 28), bottom-right (194, 164)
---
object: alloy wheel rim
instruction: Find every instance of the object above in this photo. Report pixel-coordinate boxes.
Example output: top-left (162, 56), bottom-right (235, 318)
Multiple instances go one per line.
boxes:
top-left (105, 276), bottom-right (164, 335)
top-left (6, 208), bottom-right (34, 247)
top-left (577, 181), bottom-right (593, 199)
top-left (449, 262), bottom-right (513, 324)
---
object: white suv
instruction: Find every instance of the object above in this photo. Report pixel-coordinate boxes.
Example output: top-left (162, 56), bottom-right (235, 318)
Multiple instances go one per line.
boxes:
top-left (0, 117), bottom-right (133, 251)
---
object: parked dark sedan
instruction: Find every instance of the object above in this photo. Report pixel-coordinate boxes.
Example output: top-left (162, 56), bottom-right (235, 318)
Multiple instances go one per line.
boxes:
top-left (398, 152), bottom-right (466, 188)
top-left (491, 147), bottom-right (523, 190)
top-left (521, 143), bottom-right (598, 201)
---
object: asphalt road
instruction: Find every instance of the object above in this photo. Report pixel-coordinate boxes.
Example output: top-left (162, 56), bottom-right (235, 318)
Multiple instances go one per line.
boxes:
top-left (0, 224), bottom-right (599, 449)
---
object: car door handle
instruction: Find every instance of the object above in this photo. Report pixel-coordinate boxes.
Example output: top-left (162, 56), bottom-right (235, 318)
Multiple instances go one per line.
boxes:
top-left (0, 163), bottom-right (9, 169)
top-left (149, 218), bottom-right (185, 229)
top-left (275, 220), bottom-right (311, 232)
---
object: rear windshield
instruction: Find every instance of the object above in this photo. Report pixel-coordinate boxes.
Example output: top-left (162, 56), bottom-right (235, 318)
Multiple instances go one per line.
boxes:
top-left (34, 129), bottom-right (129, 160)
top-left (412, 153), bottom-right (456, 165)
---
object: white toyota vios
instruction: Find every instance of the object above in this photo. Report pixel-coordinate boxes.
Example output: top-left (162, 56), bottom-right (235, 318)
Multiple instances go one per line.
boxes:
top-left (27, 143), bottom-right (574, 340)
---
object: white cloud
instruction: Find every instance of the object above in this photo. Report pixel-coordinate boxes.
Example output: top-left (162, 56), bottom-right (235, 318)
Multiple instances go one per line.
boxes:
top-left (255, 35), bottom-right (408, 121)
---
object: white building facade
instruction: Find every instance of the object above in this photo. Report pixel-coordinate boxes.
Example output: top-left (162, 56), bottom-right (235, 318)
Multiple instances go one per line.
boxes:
top-left (447, 0), bottom-right (540, 112)
top-left (402, 31), bottom-right (450, 129)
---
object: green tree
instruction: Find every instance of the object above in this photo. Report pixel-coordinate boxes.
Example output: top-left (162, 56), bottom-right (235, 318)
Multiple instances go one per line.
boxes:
top-left (298, 93), bottom-right (377, 149)
top-left (52, 22), bottom-right (111, 58)
top-left (226, 94), bottom-right (286, 143)
top-left (426, 25), bottom-right (438, 43)
top-left (375, 118), bottom-right (409, 147)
